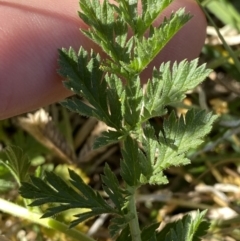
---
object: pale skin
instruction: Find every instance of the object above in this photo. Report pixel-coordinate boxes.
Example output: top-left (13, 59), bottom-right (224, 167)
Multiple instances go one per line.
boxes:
top-left (0, 0), bottom-right (206, 120)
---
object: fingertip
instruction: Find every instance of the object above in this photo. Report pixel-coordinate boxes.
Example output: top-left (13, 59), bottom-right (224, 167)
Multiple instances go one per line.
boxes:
top-left (157, 0), bottom-right (206, 62)
top-left (0, 0), bottom-right (206, 119)
top-left (0, 0), bottom-right (85, 119)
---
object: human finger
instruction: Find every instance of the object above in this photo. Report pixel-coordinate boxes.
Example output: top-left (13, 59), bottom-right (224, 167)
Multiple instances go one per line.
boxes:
top-left (0, 0), bottom-right (206, 120)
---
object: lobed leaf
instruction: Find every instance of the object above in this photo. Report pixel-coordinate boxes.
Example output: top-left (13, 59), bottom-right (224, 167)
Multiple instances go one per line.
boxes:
top-left (101, 164), bottom-right (126, 213)
top-left (109, 216), bottom-right (130, 238)
top-left (55, 0), bottom-right (215, 239)
top-left (58, 47), bottom-right (123, 130)
top-left (157, 210), bottom-right (209, 241)
top-left (141, 223), bottom-right (159, 241)
top-left (61, 98), bottom-right (96, 119)
top-left (136, 0), bottom-right (173, 37)
top-left (116, 225), bottom-right (131, 241)
top-left (143, 59), bottom-right (212, 120)
top-left (123, 76), bottom-right (143, 127)
top-left (114, 0), bottom-right (138, 35)
top-left (116, 0), bottom-right (173, 38)
top-left (120, 136), bottom-right (141, 187)
top-left (20, 169), bottom-right (118, 227)
top-left (93, 130), bottom-right (122, 149)
top-left (79, 0), bottom-right (129, 64)
top-left (140, 110), bottom-right (217, 185)
top-left (126, 9), bottom-right (191, 74)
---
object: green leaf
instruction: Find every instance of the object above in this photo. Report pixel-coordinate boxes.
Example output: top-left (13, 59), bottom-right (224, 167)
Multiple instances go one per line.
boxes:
top-left (123, 76), bottom-right (143, 127)
top-left (141, 223), bottom-right (159, 241)
top-left (105, 73), bottom-right (124, 98)
top-left (192, 219), bottom-right (210, 241)
top-left (79, 0), bottom-right (129, 64)
top-left (139, 125), bottom-right (168, 185)
top-left (116, 225), bottom-right (131, 241)
top-left (120, 136), bottom-right (141, 187)
top-left (109, 216), bottom-right (130, 238)
top-left (61, 98), bottom-right (96, 119)
top-left (101, 164), bottom-right (126, 213)
top-left (101, 164), bottom-right (139, 237)
top-left (143, 59), bottom-right (212, 120)
top-left (157, 210), bottom-right (209, 241)
top-left (104, 74), bottom-right (124, 129)
top-left (138, 146), bottom-right (154, 185)
top-left (1, 146), bottom-right (31, 185)
top-left (125, 9), bottom-right (191, 74)
top-left (58, 47), bottom-right (123, 130)
top-left (55, 0), bottom-right (216, 238)
top-left (101, 38), bottom-right (135, 77)
top-left (116, 0), bottom-right (174, 38)
top-left (162, 110), bottom-right (217, 154)
top-left (20, 169), bottom-right (117, 227)
top-left (109, 212), bottom-right (135, 238)
top-left (93, 130), bottom-right (122, 149)
top-left (140, 110), bottom-right (217, 185)
top-left (136, 0), bottom-right (173, 36)
top-left (115, 0), bottom-right (138, 35)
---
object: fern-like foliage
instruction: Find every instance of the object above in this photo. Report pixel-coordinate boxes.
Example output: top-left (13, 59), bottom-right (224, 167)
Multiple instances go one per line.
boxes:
top-left (101, 164), bottom-right (127, 214)
top-left (139, 109), bottom-right (217, 185)
top-left (18, 0), bottom-right (215, 240)
top-left (142, 59), bottom-right (212, 120)
top-left (78, 0), bottom-right (191, 79)
top-left (161, 210), bottom-right (210, 241)
top-left (116, 0), bottom-right (174, 37)
top-left (59, 47), bottom-right (123, 130)
top-left (79, 0), bottom-right (130, 65)
top-left (120, 136), bottom-right (141, 186)
top-left (110, 214), bottom-right (135, 238)
top-left (116, 210), bottom-right (209, 241)
top-left (20, 168), bottom-right (119, 228)
top-left (125, 9), bottom-right (191, 74)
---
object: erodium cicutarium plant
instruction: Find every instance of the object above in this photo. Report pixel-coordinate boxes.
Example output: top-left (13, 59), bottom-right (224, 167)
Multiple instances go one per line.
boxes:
top-left (18, 1), bottom-right (217, 240)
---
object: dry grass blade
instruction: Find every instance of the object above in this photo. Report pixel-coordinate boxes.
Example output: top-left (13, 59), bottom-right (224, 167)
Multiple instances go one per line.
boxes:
top-left (17, 109), bottom-right (76, 164)
top-left (206, 26), bottom-right (240, 46)
top-left (77, 121), bottom-right (116, 163)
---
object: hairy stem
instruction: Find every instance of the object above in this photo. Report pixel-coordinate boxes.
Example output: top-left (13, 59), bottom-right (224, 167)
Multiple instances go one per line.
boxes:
top-left (127, 187), bottom-right (141, 241)
top-left (0, 198), bottom-right (95, 241)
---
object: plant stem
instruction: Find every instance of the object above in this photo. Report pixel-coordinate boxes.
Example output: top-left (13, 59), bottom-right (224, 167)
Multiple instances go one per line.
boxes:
top-left (0, 198), bottom-right (95, 241)
top-left (197, 0), bottom-right (240, 74)
top-left (127, 186), bottom-right (141, 241)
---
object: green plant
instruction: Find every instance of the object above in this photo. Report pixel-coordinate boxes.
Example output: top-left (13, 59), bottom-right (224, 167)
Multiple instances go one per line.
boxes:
top-left (7, 0), bottom-right (218, 240)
